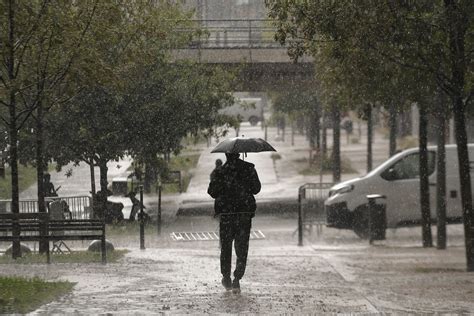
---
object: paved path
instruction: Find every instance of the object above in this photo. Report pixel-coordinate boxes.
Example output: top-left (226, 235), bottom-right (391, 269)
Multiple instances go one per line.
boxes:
top-left (180, 121), bottom-right (389, 210)
top-left (0, 221), bottom-right (469, 314)
top-left (3, 121), bottom-right (474, 314)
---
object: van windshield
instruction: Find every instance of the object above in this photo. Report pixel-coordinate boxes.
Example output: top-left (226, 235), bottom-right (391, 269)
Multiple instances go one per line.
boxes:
top-left (363, 151), bottom-right (409, 178)
top-left (363, 150), bottom-right (436, 180)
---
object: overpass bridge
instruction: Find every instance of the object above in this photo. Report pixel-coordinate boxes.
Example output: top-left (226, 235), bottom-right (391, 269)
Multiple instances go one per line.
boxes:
top-left (170, 19), bottom-right (315, 91)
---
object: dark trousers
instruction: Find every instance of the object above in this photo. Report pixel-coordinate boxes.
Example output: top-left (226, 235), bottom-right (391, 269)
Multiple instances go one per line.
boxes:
top-left (219, 214), bottom-right (252, 280)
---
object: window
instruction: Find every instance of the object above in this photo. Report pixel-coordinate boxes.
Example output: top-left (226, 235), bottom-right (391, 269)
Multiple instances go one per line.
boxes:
top-left (381, 151), bottom-right (436, 181)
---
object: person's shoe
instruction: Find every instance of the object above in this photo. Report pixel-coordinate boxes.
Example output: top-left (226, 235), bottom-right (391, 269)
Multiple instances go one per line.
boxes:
top-left (232, 278), bottom-right (241, 294)
top-left (221, 276), bottom-right (232, 291)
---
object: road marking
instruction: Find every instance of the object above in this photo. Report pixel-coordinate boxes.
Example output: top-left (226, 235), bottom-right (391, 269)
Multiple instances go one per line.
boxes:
top-left (170, 230), bottom-right (265, 241)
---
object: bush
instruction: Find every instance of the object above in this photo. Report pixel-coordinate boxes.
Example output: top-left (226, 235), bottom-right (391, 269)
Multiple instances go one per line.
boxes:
top-left (298, 152), bottom-right (358, 175)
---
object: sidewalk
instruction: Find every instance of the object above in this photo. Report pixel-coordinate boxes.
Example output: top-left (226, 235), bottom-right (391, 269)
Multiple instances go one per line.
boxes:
top-left (3, 123), bottom-right (473, 314)
top-left (178, 121), bottom-right (389, 214)
top-left (1, 222), bottom-right (467, 314)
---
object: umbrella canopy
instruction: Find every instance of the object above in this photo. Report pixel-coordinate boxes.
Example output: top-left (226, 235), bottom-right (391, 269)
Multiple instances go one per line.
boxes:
top-left (211, 137), bottom-right (276, 153)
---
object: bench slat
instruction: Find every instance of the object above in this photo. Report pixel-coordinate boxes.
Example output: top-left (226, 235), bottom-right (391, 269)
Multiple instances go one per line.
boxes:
top-left (48, 235), bottom-right (104, 241)
top-left (0, 213), bottom-right (49, 220)
top-left (49, 226), bottom-right (103, 231)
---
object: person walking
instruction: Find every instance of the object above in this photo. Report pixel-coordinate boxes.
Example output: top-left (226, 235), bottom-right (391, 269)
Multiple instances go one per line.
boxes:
top-left (210, 159), bottom-right (224, 217)
top-left (207, 153), bottom-right (261, 293)
top-left (210, 159), bottom-right (223, 181)
top-left (44, 173), bottom-right (58, 197)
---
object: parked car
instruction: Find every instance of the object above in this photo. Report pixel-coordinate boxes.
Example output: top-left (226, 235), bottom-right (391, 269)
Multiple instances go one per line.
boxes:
top-left (325, 144), bottom-right (474, 238)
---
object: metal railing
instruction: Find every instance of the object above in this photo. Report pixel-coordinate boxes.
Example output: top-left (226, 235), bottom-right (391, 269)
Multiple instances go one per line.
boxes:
top-left (297, 183), bottom-right (333, 246)
top-left (174, 19), bottom-right (289, 49)
top-left (0, 195), bottom-right (92, 219)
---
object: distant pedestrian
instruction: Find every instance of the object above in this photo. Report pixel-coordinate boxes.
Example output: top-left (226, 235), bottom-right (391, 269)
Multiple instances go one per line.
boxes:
top-left (44, 173), bottom-right (58, 197)
top-left (126, 191), bottom-right (147, 222)
top-left (210, 159), bottom-right (223, 180)
top-left (207, 153), bottom-right (261, 293)
top-left (210, 159), bottom-right (224, 217)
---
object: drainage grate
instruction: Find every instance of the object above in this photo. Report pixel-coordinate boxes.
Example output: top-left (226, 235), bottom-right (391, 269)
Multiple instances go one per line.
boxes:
top-left (170, 230), bottom-right (265, 241)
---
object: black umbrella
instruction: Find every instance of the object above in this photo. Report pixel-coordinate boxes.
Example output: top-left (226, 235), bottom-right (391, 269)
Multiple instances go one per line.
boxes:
top-left (211, 137), bottom-right (276, 153)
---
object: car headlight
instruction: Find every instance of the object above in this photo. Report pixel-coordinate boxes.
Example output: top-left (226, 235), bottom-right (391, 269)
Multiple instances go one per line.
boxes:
top-left (331, 184), bottom-right (354, 196)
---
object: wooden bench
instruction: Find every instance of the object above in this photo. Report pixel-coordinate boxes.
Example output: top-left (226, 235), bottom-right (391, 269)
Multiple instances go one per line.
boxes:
top-left (0, 213), bottom-right (107, 264)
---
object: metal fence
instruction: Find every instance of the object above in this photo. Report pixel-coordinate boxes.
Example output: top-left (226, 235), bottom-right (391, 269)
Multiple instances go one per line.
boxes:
top-left (0, 195), bottom-right (92, 219)
top-left (297, 183), bottom-right (333, 245)
top-left (174, 19), bottom-right (290, 49)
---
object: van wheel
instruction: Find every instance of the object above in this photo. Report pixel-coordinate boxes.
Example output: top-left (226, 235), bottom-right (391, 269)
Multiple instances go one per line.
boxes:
top-left (249, 116), bottom-right (259, 126)
top-left (353, 206), bottom-right (370, 239)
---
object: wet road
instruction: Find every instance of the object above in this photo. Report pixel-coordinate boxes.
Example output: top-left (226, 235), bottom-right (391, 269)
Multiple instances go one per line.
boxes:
top-left (0, 215), bottom-right (470, 314)
top-left (3, 123), bottom-right (472, 314)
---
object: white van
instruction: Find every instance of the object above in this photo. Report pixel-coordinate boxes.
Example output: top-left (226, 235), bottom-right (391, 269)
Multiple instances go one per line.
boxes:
top-left (324, 144), bottom-right (474, 238)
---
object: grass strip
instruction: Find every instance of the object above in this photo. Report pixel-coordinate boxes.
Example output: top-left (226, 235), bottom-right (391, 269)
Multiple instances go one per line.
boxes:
top-left (0, 249), bottom-right (127, 264)
top-left (0, 276), bottom-right (74, 314)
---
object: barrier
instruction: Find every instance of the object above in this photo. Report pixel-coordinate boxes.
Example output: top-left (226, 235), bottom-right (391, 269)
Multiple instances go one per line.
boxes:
top-left (297, 183), bottom-right (333, 246)
top-left (0, 195), bottom-right (92, 219)
top-left (367, 194), bottom-right (387, 244)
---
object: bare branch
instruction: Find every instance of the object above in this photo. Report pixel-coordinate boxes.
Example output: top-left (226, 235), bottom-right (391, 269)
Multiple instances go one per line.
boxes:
top-left (0, 99), bottom-right (10, 107)
top-left (14, 0), bottom-right (51, 79)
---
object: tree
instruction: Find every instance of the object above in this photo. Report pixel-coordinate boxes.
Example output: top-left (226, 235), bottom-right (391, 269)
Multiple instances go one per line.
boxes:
top-left (0, 0), bottom-right (47, 258)
top-left (266, 0), bottom-right (474, 269)
top-left (48, 2), bottom-right (236, 204)
top-left (0, 0), bottom-right (97, 257)
top-left (124, 62), bottom-right (235, 192)
top-left (270, 84), bottom-right (321, 150)
top-left (14, 1), bottom-right (97, 253)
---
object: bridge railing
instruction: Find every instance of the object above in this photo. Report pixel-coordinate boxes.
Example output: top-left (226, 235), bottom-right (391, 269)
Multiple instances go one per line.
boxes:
top-left (174, 19), bottom-right (290, 49)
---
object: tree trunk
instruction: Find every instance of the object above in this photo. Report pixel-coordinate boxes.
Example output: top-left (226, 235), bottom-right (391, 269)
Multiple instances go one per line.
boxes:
top-left (309, 110), bottom-right (318, 149)
top-left (144, 163), bottom-right (154, 193)
top-left (436, 111), bottom-right (447, 250)
top-left (322, 110), bottom-right (327, 158)
top-left (419, 106), bottom-right (433, 247)
top-left (36, 99), bottom-right (48, 254)
top-left (92, 160), bottom-right (109, 220)
top-left (315, 110), bottom-right (321, 150)
top-left (89, 157), bottom-right (96, 196)
top-left (366, 104), bottom-right (373, 173)
top-left (89, 157), bottom-right (96, 219)
top-left (445, 0), bottom-right (474, 270)
top-left (332, 104), bottom-right (341, 183)
top-left (99, 160), bottom-right (108, 193)
top-left (389, 105), bottom-right (397, 156)
top-left (7, 0), bottom-right (21, 259)
top-left (291, 119), bottom-right (295, 146)
top-left (453, 96), bottom-right (474, 270)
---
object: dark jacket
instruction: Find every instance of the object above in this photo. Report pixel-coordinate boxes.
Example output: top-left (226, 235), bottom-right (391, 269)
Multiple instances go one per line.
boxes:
top-left (207, 158), bottom-right (261, 217)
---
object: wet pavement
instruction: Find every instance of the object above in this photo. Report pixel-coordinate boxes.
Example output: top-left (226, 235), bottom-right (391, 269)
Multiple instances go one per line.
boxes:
top-left (3, 122), bottom-right (473, 314)
top-left (1, 218), bottom-right (471, 314)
